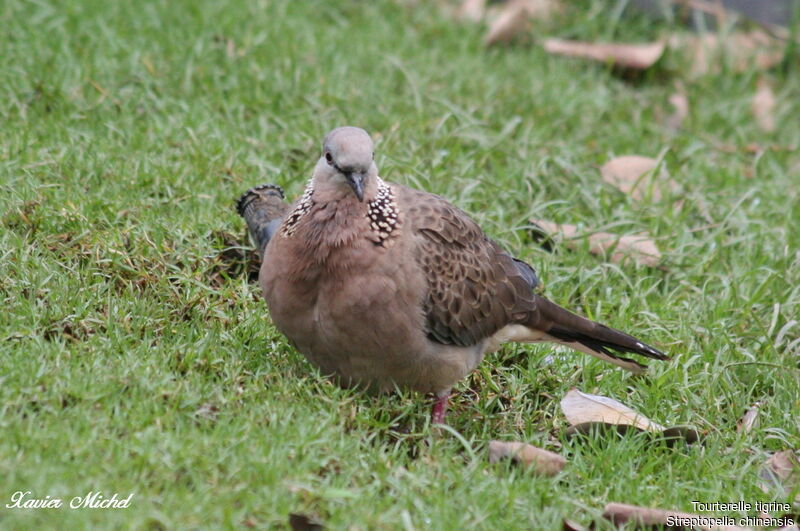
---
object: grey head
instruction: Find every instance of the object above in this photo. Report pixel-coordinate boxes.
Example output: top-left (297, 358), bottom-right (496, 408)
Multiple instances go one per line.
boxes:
top-left (315, 126), bottom-right (377, 201)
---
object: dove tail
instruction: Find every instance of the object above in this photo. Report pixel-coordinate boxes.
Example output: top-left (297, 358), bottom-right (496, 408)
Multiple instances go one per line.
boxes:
top-left (236, 184), bottom-right (288, 258)
top-left (529, 295), bottom-right (669, 373)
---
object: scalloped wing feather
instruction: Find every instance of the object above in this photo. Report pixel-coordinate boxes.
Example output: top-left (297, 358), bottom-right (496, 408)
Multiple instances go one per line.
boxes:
top-left (400, 186), bottom-right (539, 347)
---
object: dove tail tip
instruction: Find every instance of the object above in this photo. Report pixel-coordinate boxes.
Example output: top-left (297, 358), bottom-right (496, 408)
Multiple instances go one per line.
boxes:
top-left (235, 184), bottom-right (285, 217)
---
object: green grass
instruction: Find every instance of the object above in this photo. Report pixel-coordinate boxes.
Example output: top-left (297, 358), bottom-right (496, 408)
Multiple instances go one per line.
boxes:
top-left (2, 0), bottom-right (799, 528)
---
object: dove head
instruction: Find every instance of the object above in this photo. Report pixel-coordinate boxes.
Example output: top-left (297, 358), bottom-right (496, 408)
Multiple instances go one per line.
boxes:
top-left (314, 126), bottom-right (377, 202)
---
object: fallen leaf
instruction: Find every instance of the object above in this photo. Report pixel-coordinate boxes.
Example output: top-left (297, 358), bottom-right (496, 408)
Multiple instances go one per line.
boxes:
top-left (603, 502), bottom-right (749, 530)
top-left (560, 389), bottom-right (702, 444)
top-left (484, 0), bottom-right (561, 46)
top-left (529, 220), bottom-right (662, 267)
top-left (456, 0), bottom-right (486, 22)
top-left (752, 78), bottom-right (776, 133)
top-left (660, 425), bottom-right (701, 445)
top-left (562, 518), bottom-right (588, 531)
top-left (560, 389), bottom-right (666, 432)
top-left (736, 402), bottom-right (761, 434)
top-left (759, 450), bottom-right (800, 499)
top-left (563, 423), bottom-right (700, 445)
top-left (193, 402), bottom-right (219, 421)
top-left (289, 513), bottom-right (324, 531)
top-left (600, 155), bottom-right (675, 201)
top-left (488, 440), bottom-right (566, 476)
top-left (586, 231), bottom-right (660, 267)
top-left (669, 30), bottom-right (785, 77)
top-left (667, 84), bottom-right (689, 130)
top-left (564, 422), bottom-right (644, 438)
top-left (484, 1), bottom-right (530, 46)
top-left (543, 39), bottom-right (665, 69)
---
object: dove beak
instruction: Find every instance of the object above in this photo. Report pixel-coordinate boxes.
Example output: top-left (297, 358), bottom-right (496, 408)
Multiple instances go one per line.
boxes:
top-left (346, 172), bottom-right (365, 202)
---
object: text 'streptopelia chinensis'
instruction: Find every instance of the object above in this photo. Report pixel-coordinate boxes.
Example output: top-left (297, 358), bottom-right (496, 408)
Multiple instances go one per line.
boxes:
top-left (237, 126), bottom-right (668, 424)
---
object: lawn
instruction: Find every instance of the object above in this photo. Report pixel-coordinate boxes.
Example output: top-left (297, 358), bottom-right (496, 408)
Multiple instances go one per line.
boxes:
top-left (1, 0), bottom-right (799, 529)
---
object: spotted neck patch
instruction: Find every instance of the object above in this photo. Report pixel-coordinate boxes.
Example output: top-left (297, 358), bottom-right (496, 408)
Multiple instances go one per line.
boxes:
top-left (367, 178), bottom-right (400, 245)
top-left (280, 180), bottom-right (315, 238)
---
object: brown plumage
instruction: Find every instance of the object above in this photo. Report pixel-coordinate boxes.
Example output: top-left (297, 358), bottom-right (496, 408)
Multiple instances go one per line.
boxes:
top-left (237, 126), bottom-right (668, 424)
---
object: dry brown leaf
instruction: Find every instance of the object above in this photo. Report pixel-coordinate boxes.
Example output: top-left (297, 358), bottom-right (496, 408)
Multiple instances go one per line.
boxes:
top-left (193, 402), bottom-right (220, 420)
top-left (456, 0), bottom-right (486, 22)
top-left (600, 155), bottom-right (676, 201)
top-left (752, 78), bottom-right (776, 133)
top-left (543, 39), bottom-right (665, 69)
top-left (488, 440), bottom-right (566, 476)
top-left (660, 425), bottom-right (701, 444)
top-left (484, 1), bottom-right (530, 46)
top-left (562, 519), bottom-right (588, 531)
top-left (564, 422), bottom-right (645, 438)
top-left (760, 450), bottom-right (800, 499)
top-left (667, 85), bottom-right (690, 130)
top-left (736, 402), bottom-right (761, 434)
top-left (669, 30), bottom-right (785, 77)
top-left (560, 390), bottom-right (700, 444)
top-left (588, 232), bottom-right (660, 267)
top-left (289, 513), bottom-right (324, 531)
top-left (563, 423), bottom-right (698, 445)
top-left (603, 502), bottom-right (749, 531)
top-left (560, 389), bottom-right (666, 432)
top-left (241, 517), bottom-right (259, 528)
top-left (530, 220), bottom-right (662, 267)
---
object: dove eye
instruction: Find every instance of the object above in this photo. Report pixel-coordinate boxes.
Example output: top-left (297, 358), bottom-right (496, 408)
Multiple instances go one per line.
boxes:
top-left (325, 152), bottom-right (333, 165)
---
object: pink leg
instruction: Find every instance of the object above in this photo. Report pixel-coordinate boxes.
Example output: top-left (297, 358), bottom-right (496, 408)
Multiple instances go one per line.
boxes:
top-left (431, 392), bottom-right (450, 425)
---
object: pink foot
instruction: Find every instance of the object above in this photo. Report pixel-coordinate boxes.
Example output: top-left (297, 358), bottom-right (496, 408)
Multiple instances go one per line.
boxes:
top-left (431, 392), bottom-right (450, 425)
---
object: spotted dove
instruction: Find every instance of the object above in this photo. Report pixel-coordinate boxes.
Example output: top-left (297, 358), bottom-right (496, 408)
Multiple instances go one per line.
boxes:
top-left (237, 127), bottom-right (668, 424)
